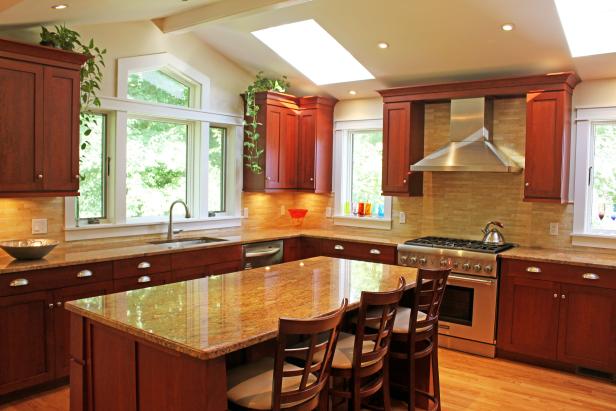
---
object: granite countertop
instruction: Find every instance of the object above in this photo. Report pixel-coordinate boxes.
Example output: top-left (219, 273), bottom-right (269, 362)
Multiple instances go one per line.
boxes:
top-left (500, 246), bottom-right (616, 269)
top-left (64, 256), bottom-right (418, 360)
top-left (0, 227), bottom-right (408, 274)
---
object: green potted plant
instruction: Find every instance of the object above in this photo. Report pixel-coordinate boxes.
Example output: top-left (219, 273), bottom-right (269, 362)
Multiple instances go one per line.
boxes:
top-left (243, 71), bottom-right (290, 174)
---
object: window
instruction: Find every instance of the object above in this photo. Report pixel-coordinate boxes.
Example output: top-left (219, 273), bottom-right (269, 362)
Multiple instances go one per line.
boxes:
top-left (208, 127), bottom-right (226, 215)
top-left (333, 120), bottom-right (391, 229)
top-left (77, 114), bottom-right (107, 222)
top-left (127, 69), bottom-right (191, 107)
top-left (126, 118), bottom-right (189, 219)
top-left (588, 122), bottom-right (616, 232)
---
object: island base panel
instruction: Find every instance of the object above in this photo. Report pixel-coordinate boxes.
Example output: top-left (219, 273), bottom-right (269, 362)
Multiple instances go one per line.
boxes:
top-left (70, 314), bottom-right (227, 411)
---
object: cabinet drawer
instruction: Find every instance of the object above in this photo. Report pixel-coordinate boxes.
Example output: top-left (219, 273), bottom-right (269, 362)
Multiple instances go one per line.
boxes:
top-left (171, 245), bottom-right (242, 271)
top-left (501, 258), bottom-right (616, 289)
top-left (0, 262), bottom-right (113, 296)
top-left (113, 271), bottom-right (169, 292)
top-left (321, 240), bottom-right (396, 264)
top-left (113, 254), bottom-right (171, 279)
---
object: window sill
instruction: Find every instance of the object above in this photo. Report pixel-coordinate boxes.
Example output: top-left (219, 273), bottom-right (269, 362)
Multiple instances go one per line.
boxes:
top-left (571, 232), bottom-right (616, 250)
top-left (333, 215), bottom-right (392, 230)
top-left (65, 216), bottom-right (241, 241)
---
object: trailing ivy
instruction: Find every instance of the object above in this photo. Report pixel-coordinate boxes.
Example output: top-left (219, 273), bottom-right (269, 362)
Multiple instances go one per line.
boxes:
top-left (243, 71), bottom-right (290, 174)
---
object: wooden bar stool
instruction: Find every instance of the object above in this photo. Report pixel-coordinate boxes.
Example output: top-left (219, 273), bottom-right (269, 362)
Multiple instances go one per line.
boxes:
top-left (227, 299), bottom-right (347, 410)
top-left (327, 277), bottom-right (406, 411)
top-left (390, 268), bottom-right (450, 411)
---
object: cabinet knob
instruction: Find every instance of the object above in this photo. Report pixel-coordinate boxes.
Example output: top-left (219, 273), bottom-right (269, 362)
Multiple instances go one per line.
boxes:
top-left (75, 174), bottom-right (80, 180)
top-left (37, 174), bottom-right (44, 180)
top-left (56, 301), bottom-right (63, 307)
top-left (309, 177), bottom-right (314, 182)
top-left (403, 179), bottom-right (407, 183)
top-left (9, 278), bottom-right (29, 287)
top-left (525, 182), bottom-right (530, 187)
top-left (553, 293), bottom-right (558, 298)
top-left (137, 275), bottom-right (151, 283)
top-left (48, 303), bottom-right (54, 309)
top-left (561, 294), bottom-right (566, 299)
top-left (137, 261), bottom-right (151, 269)
top-left (266, 176), bottom-right (271, 181)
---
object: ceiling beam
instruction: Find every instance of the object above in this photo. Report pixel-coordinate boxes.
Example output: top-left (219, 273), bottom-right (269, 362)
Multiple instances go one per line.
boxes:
top-left (153, 0), bottom-right (310, 34)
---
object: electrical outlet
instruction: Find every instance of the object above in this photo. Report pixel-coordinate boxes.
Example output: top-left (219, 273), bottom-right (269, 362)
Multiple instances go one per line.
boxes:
top-left (32, 219), bottom-right (48, 234)
top-left (280, 205), bottom-right (286, 216)
top-left (325, 207), bottom-right (332, 218)
top-left (399, 212), bottom-right (406, 224)
top-left (549, 223), bottom-right (559, 236)
top-left (243, 207), bottom-right (249, 218)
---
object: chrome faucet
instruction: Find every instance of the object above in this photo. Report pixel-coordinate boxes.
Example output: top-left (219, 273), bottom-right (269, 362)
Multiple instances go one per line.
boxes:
top-left (167, 200), bottom-right (191, 240)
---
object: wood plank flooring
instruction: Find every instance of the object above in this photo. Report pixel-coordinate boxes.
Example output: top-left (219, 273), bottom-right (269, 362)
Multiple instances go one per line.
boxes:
top-left (1, 349), bottom-right (614, 410)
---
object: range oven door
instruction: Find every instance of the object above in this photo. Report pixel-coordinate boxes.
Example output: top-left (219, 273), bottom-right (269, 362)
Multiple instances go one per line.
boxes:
top-left (437, 273), bottom-right (498, 344)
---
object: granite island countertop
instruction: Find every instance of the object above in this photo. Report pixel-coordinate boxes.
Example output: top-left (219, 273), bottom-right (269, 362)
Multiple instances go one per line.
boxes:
top-left (64, 256), bottom-right (418, 360)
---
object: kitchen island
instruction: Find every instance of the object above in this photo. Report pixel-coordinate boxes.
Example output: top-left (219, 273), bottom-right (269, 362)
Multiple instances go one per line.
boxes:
top-left (65, 256), bottom-right (420, 411)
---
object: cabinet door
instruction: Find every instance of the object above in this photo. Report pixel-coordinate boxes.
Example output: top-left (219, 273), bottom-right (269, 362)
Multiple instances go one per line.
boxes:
top-left (0, 58), bottom-right (44, 193)
top-left (298, 110), bottom-right (316, 190)
top-left (497, 277), bottom-right (560, 360)
top-left (0, 291), bottom-right (54, 395)
top-left (265, 106), bottom-right (297, 189)
top-left (43, 66), bottom-right (81, 192)
top-left (558, 284), bottom-right (616, 371)
top-left (524, 91), bottom-right (570, 202)
top-left (53, 281), bottom-right (114, 378)
top-left (382, 102), bottom-right (424, 196)
top-left (300, 237), bottom-right (322, 259)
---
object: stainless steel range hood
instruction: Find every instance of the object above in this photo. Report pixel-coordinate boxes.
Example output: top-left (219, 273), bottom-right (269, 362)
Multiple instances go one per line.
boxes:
top-left (410, 97), bottom-right (522, 172)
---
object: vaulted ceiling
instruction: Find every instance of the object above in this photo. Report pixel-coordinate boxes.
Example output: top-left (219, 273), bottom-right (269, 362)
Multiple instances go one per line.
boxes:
top-left (1, 0), bottom-right (615, 100)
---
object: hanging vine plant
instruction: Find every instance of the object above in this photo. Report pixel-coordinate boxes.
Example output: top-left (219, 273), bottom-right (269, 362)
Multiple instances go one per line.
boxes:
top-left (39, 24), bottom-right (106, 154)
top-left (243, 71), bottom-right (290, 174)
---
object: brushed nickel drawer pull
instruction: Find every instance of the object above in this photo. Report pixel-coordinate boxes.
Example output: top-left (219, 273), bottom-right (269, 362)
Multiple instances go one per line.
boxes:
top-left (137, 275), bottom-right (151, 283)
top-left (9, 278), bottom-right (29, 287)
top-left (77, 269), bottom-right (93, 278)
top-left (334, 244), bottom-right (344, 251)
top-left (369, 249), bottom-right (381, 255)
top-left (137, 261), bottom-right (151, 269)
top-left (582, 273), bottom-right (599, 280)
top-left (526, 266), bottom-right (541, 273)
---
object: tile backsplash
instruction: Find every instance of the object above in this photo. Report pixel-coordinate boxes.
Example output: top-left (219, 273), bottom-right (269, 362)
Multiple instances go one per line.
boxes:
top-left (0, 198), bottom-right (65, 241)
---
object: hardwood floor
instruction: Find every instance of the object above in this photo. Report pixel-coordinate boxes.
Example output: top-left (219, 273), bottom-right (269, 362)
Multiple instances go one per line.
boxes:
top-left (1, 349), bottom-right (614, 410)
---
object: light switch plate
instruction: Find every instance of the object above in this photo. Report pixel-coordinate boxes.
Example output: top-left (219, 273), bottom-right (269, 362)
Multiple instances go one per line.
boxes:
top-left (243, 207), bottom-right (249, 218)
top-left (549, 223), bottom-right (559, 236)
top-left (399, 212), bottom-right (406, 224)
top-left (325, 207), bottom-right (332, 218)
top-left (32, 219), bottom-right (48, 234)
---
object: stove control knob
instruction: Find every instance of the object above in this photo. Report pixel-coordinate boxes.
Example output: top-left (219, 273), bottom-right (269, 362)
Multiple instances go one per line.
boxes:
top-left (473, 264), bottom-right (482, 272)
top-left (463, 263), bottom-right (471, 271)
top-left (410, 256), bottom-right (418, 264)
top-left (452, 262), bottom-right (459, 269)
top-left (484, 265), bottom-right (493, 273)
top-left (419, 257), bottom-right (427, 265)
top-left (440, 259), bottom-right (449, 267)
top-left (400, 255), bottom-right (408, 265)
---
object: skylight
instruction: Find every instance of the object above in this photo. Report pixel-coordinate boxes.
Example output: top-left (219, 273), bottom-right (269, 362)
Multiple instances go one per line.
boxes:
top-left (554, 0), bottom-right (616, 57)
top-left (252, 19), bottom-right (374, 85)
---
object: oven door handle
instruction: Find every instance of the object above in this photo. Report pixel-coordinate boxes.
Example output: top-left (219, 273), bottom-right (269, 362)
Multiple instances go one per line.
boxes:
top-left (448, 274), bottom-right (495, 286)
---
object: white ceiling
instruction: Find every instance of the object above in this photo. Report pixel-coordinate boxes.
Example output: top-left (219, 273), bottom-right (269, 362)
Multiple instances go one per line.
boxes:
top-left (0, 0), bottom-right (218, 28)
top-left (193, 0), bottom-right (616, 99)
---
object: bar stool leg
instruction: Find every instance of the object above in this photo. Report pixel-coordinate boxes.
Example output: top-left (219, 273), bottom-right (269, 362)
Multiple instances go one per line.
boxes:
top-left (431, 339), bottom-right (441, 410)
top-left (408, 353), bottom-right (416, 411)
top-left (383, 357), bottom-right (392, 411)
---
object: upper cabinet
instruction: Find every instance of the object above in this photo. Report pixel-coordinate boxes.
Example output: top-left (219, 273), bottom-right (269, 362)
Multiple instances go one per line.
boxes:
top-left (381, 101), bottom-right (424, 196)
top-left (524, 90), bottom-right (572, 203)
top-left (243, 91), bottom-right (337, 193)
top-left (0, 38), bottom-right (87, 197)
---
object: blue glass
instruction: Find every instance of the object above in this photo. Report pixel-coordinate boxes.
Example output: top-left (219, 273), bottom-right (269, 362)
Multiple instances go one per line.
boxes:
top-left (377, 204), bottom-right (385, 218)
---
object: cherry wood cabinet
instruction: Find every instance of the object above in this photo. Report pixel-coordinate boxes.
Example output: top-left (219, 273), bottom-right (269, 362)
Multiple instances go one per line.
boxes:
top-left (283, 238), bottom-right (302, 262)
top-left (0, 38), bottom-right (87, 197)
top-left (381, 101), bottom-right (424, 196)
top-left (243, 92), bottom-right (336, 193)
top-left (497, 258), bottom-right (616, 373)
top-left (524, 90), bottom-right (572, 203)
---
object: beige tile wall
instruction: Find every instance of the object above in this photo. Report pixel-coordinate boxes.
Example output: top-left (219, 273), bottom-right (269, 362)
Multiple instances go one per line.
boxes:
top-left (0, 198), bottom-right (65, 241)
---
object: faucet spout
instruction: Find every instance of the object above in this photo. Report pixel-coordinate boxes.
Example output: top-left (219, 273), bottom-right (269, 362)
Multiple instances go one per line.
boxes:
top-left (167, 200), bottom-right (191, 241)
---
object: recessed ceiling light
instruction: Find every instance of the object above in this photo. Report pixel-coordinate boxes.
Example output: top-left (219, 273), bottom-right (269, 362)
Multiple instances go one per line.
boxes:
top-left (501, 23), bottom-right (514, 31)
top-left (252, 19), bottom-right (374, 85)
top-left (349, 90), bottom-right (357, 95)
top-left (377, 42), bottom-right (389, 49)
top-left (555, 0), bottom-right (616, 57)
top-left (51, 4), bottom-right (68, 9)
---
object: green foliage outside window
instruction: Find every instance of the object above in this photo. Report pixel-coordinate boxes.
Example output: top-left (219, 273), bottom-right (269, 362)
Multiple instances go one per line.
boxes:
top-left (591, 123), bottom-right (616, 229)
top-left (351, 131), bottom-right (384, 208)
top-left (78, 114), bottom-right (105, 220)
top-left (127, 69), bottom-right (191, 107)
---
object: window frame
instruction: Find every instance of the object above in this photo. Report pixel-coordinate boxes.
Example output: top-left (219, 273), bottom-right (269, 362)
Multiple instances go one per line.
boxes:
top-left (572, 107), bottom-right (616, 249)
top-left (332, 119), bottom-right (392, 230)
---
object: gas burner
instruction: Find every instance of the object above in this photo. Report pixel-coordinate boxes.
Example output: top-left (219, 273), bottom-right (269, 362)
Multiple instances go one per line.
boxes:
top-left (404, 236), bottom-right (515, 254)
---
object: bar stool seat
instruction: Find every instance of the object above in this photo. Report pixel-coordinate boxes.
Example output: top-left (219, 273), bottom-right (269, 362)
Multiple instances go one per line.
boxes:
top-left (316, 332), bottom-right (377, 370)
top-left (227, 357), bottom-right (317, 410)
top-left (392, 308), bottom-right (430, 334)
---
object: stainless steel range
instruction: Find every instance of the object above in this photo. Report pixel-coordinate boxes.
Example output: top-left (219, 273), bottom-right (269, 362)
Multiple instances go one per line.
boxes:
top-left (397, 236), bottom-right (515, 358)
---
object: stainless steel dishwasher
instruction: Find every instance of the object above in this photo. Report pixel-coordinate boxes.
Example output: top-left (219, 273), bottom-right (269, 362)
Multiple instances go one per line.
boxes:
top-left (242, 240), bottom-right (283, 269)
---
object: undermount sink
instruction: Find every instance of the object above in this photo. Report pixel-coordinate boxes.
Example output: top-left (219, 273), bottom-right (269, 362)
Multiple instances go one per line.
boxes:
top-left (149, 237), bottom-right (228, 246)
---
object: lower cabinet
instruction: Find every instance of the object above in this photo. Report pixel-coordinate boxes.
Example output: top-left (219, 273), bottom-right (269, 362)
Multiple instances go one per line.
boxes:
top-left (497, 259), bottom-right (616, 373)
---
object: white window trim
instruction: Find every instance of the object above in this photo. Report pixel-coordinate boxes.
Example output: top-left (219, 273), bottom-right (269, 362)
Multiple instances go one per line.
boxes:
top-left (571, 106), bottom-right (616, 249)
top-left (332, 118), bottom-right (392, 230)
top-left (65, 54), bottom-right (243, 241)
